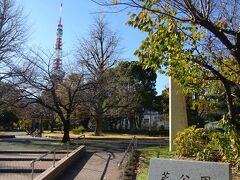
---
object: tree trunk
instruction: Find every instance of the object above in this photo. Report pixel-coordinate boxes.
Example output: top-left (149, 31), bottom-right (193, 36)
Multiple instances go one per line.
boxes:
top-left (95, 117), bottom-right (102, 136)
top-left (224, 82), bottom-right (240, 130)
top-left (50, 119), bottom-right (54, 133)
top-left (62, 120), bottom-right (70, 143)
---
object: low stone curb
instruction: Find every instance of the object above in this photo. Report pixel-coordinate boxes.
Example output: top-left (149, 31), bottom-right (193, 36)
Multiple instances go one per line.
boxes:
top-left (34, 145), bottom-right (86, 180)
top-left (0, 135), bottom-right (15, 138)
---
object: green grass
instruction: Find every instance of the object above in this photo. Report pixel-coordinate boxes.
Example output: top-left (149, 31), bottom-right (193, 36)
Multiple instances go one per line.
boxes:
top-left (137, 146), bottom-right (175, 180)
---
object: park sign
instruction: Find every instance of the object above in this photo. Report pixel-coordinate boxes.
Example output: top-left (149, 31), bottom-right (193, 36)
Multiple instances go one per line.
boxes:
top-left (148, 158), bottom-right (231, 180)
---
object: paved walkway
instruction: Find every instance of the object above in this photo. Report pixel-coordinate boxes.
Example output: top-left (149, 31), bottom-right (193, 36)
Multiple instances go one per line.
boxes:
top-left (60, 152), bottom-right (125, 180)
top-left (0, 136), bottom-right (167, 180)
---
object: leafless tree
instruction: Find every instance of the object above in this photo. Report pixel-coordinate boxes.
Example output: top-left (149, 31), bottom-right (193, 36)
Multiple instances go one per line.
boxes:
top-left (12, 49), bottom-right (87, 142)
top-left (0, 0), bottom-right (28, 81)
top-left (76, 16), bottom-right (120, 135)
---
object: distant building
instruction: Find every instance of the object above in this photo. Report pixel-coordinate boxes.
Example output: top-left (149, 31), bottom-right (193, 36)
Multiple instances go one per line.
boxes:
top-left (87, 110), bottom-right (169, 131)
top-left (204, 121), bottom-right (218, 129)
top-left (142, 110), bottom-right (169, 130)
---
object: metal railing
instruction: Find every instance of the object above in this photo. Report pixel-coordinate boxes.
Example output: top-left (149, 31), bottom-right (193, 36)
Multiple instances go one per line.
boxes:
top-left (118, 136), bottom-right (137, 168)
top-left (30, 135), bottom-right (86, 179)
top-left (76, 134), bottom-right (86, 145)
top-left (65, 135), bottom-right (86, 157)
top-left (30, 148), bottom-right (56, 180)
top-left (66, 134), bottom-right (86, 154)
top-left (100, 153), bottom-right (112, 180)
top-left (66, 141), bottom-right (70, 157)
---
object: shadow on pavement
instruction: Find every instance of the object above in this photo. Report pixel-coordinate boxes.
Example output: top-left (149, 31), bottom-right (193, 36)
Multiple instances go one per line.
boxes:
top-left (57, 152), bottom-right (93, 180)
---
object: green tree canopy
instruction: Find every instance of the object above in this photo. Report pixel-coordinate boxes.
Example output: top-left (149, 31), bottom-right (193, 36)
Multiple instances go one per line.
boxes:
top-left (107, 61), bottom-right (157, 129)
top-left (95, 0), bottom-right (240, 131)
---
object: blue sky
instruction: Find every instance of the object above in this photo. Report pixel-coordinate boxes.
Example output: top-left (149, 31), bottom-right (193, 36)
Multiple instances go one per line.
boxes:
top-left (18, 0), bottom-right (168, 94)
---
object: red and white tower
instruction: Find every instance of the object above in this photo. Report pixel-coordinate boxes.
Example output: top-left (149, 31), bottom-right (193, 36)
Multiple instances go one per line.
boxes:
top-left (51, 1), bottom-right (65, 82)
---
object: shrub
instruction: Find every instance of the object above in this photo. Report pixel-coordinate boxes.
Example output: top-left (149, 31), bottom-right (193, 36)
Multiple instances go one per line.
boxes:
top-left (218, 116), bottom-right (240, 170)
top-left (174, 126), bottom-right (223, 161)
top-left (174, 121), bottom-right (240, 172)
top-left (72, 126), bottom-right (85, 135)
top-left (196, 132), bottom-right (222, 162)
top-left (174, 126), bottom-right (206, 157)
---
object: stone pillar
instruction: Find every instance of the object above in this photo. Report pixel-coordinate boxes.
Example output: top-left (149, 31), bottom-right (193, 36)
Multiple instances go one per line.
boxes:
top-left (169, 78), bottom-right (188, 151)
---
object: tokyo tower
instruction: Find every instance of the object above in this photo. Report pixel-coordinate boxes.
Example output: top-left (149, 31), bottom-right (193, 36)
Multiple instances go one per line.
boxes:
top-left (51, 0), bottom-right (65, 82)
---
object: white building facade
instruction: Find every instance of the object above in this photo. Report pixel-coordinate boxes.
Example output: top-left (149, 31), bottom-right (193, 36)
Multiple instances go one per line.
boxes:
top-left (142, 110), bottom-right (169, 130)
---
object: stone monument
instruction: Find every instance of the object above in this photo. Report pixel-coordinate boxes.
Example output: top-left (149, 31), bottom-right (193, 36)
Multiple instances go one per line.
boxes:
top-left (169, 78), bottom-right (188, 151)
top-left (148, 158), bottom-right (231, 180)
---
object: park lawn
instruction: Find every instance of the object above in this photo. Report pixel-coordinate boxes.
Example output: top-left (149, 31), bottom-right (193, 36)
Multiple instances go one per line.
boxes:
top-left (137, 146), bottom-right (175, 180)
top-left (43, 131), bottom-right (166, 140)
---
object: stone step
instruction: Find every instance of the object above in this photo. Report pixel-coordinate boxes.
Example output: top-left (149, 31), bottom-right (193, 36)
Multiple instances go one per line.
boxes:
top-left (0, 161), bottom-right (53, 173)
top-left (0, 150), bottom-right (67, 154)
top-left (0, 153), bottom-right (66, 161)
top-left (0, 157), bottom-right (61, 161)
top-left (0, 168), bottom-right (45, 173)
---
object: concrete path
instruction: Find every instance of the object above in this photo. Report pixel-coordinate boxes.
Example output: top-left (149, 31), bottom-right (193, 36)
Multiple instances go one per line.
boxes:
top-left (0, 136), bottom-right (168, 180)
top-left (60, 152), bottom-right (125, 180)
top-left (57, 138), bottom-right (168, 180)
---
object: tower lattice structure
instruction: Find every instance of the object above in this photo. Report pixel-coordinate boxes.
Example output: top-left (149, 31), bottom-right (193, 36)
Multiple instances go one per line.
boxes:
top-left (51, 1), bottom-right (65, 82)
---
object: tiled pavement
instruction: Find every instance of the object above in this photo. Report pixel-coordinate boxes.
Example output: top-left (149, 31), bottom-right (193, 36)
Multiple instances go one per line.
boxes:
top-left (60, 152), bottom-right (125, 180)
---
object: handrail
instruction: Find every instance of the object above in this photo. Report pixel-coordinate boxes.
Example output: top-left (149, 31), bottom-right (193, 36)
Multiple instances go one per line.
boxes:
top-left (118, 136), bottom-right (137, 167)
top-left (30, 148), bottom-right (56, 180)
top-left (100, 153), bottom-right (112, 180)
top-left (76, 134), bottom-right (86, 145)
top-left (65, 134), bottom-right (85, 157)
top-left (65, 134), bottom-right (86, 156)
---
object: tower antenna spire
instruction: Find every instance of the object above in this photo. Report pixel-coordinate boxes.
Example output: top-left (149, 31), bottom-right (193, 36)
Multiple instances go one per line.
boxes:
top-left (59, 0), bottom-right (63, 24)
top-left (51, 0), bottom-right (65, 82)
